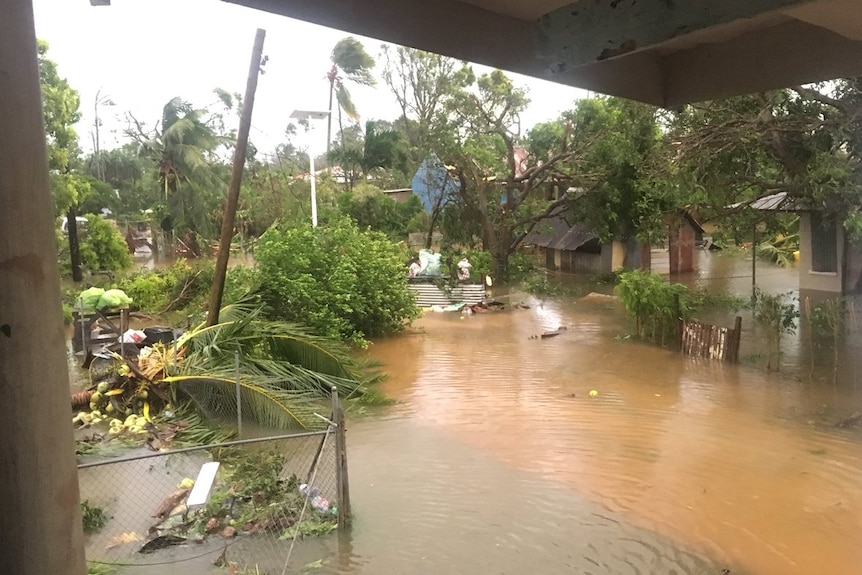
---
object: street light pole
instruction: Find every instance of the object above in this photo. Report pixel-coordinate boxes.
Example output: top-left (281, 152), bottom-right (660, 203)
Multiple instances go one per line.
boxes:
top-left (309, 147), bottom-right (318, 227)
top-left (290, 110), bottom-right (330, 228)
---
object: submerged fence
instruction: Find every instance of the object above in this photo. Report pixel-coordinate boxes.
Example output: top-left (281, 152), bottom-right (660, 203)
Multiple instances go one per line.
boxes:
top-left (678, 316), bottom-right (743, 363)
top-left (78, 393), bottom-right (351, 574)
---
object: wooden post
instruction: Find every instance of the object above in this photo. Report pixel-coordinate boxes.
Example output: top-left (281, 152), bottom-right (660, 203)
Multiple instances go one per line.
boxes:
top-left (331, 387), bottom-right (352, 526)
top-left (0, 1), bottom-right (87, 572)
top-left (731, 315), bottom-right (743, 363)
top-left (206, 28), bottom-right (266, 326)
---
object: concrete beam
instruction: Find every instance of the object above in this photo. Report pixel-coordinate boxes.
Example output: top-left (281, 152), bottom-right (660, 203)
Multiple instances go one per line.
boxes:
top-left (0, 2), bottom-right (87, 574)
top-left (536, 0), bottom-right (815, 69)
top-left (663, 19), bottom-right (862, 106)
top-left (225, 0), bottom-right (862, 107)
top-left (224, 0), bottom-right (532, 74)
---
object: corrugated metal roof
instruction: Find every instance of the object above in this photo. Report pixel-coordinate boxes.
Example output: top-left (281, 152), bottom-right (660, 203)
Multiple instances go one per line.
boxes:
top-left (524, 215), bottom-right (598, 252)
top-left (408, 283), bottom-right (486, 306)
top-left (732, 191), bottom-right (800, 212)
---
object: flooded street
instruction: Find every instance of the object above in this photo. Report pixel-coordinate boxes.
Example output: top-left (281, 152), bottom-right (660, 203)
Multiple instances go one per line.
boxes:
top-left (74, 251), bottom-right (862, 574)
top-left (328, 251), bottom-right (861, 575)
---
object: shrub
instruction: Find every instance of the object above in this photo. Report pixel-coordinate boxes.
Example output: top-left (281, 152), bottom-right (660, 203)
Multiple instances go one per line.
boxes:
top-left (58, 215), bottom-right (131, 277)
top-left (256, 217), bottom-right (421, 346)
top-left (753, 289), bottom-right (798, 371)
top-left (615, 270), bottom-right (691, 345)
top-left (117, 260), bottom-right (214, 314)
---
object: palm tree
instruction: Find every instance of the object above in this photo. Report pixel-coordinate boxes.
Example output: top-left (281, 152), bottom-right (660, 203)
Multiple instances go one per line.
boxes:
top-left (326, 37), bottom-right (376, 154)
top-left (128, 98), bottom-right (222, 248)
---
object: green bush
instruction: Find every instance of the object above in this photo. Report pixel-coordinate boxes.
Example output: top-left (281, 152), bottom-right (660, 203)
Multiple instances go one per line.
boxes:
top-left (58, 215), bottom-right (131, 277)
top-left (615, 270), bottom-right (691, 345)
top-left (223, 265), bottom-right (260, 306)
top-left (117, 260), bottom-right (214, 314)
top-left (256, 217), bottom-right (421, 346)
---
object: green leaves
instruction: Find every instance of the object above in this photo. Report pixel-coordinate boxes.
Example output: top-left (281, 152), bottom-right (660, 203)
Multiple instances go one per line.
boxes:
top-left (255, 217), bottom-right (420, 346)
top-left (331, 37), bottom-right (376, 86)
top-left (166, 298), bottom-right (379, 429)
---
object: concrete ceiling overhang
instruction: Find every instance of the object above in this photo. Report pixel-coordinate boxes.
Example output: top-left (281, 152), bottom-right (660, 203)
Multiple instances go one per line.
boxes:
top-left (220, 0), bottom-right (862, 107)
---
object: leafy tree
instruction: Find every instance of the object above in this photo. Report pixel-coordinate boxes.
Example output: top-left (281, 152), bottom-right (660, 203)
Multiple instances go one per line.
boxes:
top-left (443, 70), bottom-right (579, 280)
top-left (255, 217), bottom-right (420, 346)
top-left (84, 144), bottom-right (156, 216)
top-left (326, 37), bottom-right (376, 152)
top-left (328, 120), bottom-right (409, 190)
top-left (563, 97), bottom-right (669, 244)
top-left (381, 45), bottom-right (469, 158)
top-left (669, 83), bottom-right (862, 240)
top-left (58, 215), bottom-right (131, 276)
top-left (78, 215), bottom-right (132, 272)
top-left (38, 40), bottom-right (86, 281)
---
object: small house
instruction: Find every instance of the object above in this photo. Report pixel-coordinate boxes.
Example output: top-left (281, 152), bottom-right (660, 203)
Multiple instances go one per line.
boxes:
top-left (748, 192), bottom-right (862, 296)
top-left (381, 188), bottom-right (414, 203)
top-left (524, 214), bottom-right (650, 275)
top-left (667, 211), bottom-right (706, 274)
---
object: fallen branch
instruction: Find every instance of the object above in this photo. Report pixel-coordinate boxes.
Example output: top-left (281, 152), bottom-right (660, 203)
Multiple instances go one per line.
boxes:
top-left (158, 270), bottom-right (203, 314)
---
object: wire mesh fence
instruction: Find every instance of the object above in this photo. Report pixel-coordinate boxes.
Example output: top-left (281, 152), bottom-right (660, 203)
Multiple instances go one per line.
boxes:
top-left (78, 429), bottom-right (342, 573)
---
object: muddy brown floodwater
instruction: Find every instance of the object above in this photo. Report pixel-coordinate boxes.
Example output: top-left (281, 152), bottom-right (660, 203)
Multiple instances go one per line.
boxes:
top-left (335, 282), bottom-right (861, 575)
top-left (75, 251), bottom-right (862, 574)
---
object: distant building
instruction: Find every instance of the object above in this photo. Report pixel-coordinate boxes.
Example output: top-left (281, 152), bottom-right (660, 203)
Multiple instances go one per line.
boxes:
top-left (667, 211), bottom-right (706, 274)
top-left (411, 154), bottom-right (459, 212)
top-left (524, 213), bottom-right (650, 275)
top-left (381, 188), bottom-right (413, 203)
top-left (748, 192), bottom-right (862, 296)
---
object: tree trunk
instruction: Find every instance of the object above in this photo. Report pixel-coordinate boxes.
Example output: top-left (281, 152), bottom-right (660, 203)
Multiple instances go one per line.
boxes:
top-left (326, 74), bottom-right (335, 156)
top-left (67, 205), bottom-right (83, 282)
top-left (491, 248), bottom-right (509, 282)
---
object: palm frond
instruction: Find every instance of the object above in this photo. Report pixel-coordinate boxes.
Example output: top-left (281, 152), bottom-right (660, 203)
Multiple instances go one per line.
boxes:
top-left (331, 37), bottom-right (376, 82)
top-left (165, 374), bottom-right (322, 429)
top-left (336, 84), bottom-right (360, 121)
top-left (161, 299), bottom-right (375, 428)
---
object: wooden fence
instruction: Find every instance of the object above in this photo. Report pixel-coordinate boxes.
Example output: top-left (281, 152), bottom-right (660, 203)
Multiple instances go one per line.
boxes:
top-left (678, 316), bottom-right (743, 363)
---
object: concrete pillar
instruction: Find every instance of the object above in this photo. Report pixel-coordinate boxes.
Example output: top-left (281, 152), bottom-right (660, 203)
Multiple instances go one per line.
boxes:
top-left (0, 2), bottom-right (87, 574)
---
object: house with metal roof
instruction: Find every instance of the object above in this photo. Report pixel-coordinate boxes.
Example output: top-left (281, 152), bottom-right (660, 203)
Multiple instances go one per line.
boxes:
top-left (744, 192), bottom-right (861, 295)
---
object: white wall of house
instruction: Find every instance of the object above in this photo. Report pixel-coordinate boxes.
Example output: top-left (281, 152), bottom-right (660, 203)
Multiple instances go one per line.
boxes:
top-left (799, 213), bottom-right (844, 294)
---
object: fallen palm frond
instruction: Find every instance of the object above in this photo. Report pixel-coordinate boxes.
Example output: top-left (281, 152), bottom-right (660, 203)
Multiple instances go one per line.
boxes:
top-left (167, 295), bottom-right (376, 429)
top-left (75, 295), bottom-right (381, 438)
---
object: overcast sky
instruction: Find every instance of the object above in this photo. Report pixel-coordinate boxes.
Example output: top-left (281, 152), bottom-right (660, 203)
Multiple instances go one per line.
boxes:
top-left (32, 0), bottom-right (588, 157)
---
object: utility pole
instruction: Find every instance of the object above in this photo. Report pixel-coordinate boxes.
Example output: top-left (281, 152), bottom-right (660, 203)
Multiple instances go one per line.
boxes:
top-left (206, 28), bottom-right (266, 326)
top-left (93, 89), bottom-right (114, 181)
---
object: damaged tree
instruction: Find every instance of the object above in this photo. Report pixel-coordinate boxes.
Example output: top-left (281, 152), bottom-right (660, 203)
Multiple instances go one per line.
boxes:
top-left (444, 70), bottom-right (584, 280)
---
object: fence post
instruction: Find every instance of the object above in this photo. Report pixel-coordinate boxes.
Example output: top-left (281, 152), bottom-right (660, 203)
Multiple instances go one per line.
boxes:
top-left (235, 351), bottom-right (242, 437)
top-left (731, 315), bottom-right (743, 363)
top-left (331, 386), bottom-right (352, 526)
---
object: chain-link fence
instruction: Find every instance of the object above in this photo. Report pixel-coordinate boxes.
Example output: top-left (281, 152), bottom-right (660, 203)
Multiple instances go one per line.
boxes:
top-left (78, 425), bottom-right (346, 574)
